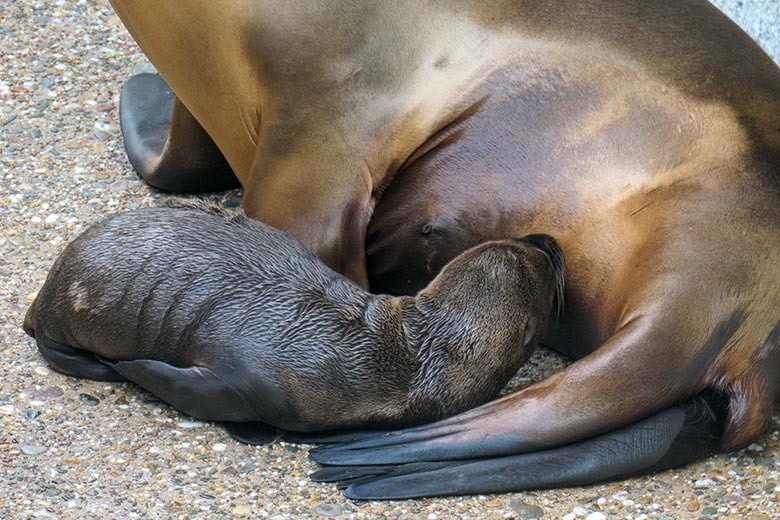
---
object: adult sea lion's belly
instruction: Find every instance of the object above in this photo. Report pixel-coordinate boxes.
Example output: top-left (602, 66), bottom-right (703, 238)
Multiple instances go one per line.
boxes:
top-left (365, 45), bottom-right (772, 357)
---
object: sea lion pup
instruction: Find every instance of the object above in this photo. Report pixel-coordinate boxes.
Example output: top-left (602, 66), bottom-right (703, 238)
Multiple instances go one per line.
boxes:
top-left (23, 201), bottom-right (565, 435)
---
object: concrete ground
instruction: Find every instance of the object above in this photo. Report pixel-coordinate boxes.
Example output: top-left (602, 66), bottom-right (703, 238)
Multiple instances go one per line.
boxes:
top-left (711, 0), bottom-right (779, 63)
top-left (1, 1), bottom-right (779, 518)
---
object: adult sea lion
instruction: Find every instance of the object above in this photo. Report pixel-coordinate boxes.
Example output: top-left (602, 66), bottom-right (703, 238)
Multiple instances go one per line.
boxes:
top-left (23, 202), bottom-right (565, 438)
top-left (103, 0), bottom-right (780, 497)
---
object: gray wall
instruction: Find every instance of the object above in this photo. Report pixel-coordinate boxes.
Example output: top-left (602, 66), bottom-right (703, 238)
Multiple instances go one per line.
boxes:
top-left (711, 0), bottom-right (780, 64)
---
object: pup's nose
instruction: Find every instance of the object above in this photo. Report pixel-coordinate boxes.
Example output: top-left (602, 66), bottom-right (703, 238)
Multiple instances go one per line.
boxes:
top-left (517, 234), bottom-right (566, 319)
top-left (517, 234), bottom-right (561, 260)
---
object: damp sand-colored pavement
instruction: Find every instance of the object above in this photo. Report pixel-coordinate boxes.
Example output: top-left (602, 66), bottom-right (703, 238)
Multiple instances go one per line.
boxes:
top-left (2, 1), bottom-right (780, 518)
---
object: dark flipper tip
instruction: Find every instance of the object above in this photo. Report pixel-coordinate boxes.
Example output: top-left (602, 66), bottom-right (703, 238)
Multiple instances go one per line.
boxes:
top-left (119, 73), bottom-right (174, 179)
top-left (311, 465), bottom-right (390, 483)
top-left (311, 396), bottom-right (727, 499)
top-left (35, 335), bottom-right (126, 382)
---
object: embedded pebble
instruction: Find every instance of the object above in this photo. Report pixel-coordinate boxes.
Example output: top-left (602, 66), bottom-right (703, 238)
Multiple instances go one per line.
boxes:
top-left (585, 513), bottom-right (605, 520)
top-left (94, 130), bottom-right (111, 142)
top-left (176, 421), bottom-right (205, 428)
top-left (33, 366), bottom-right (50, 376)
top-left (25, 409), bottom-right (41, 419)
top-left (20, 445), bottom-right (48, 456)
top-left (313, 502), bottom-right (343, 517)
top-left (131, 62), bottom-right (158, 75)
top-left (0, 405), bottom-right (15, 415)
top-left (34, 386), bottom-right (63, 400)
top-left (232, 504), bottom-right (252, 517)
top-left (510, 499), bottom-right (544, 518)
top-left (79, 393), bottom-right (100, 406)
top-left (212, 443), bottom-right (227, 452)
top-left (109, 179), bottom-right (128, 192)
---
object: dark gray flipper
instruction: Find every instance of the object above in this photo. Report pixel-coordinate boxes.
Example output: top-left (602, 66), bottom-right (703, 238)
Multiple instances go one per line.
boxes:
top-left (283, 429), bottom-right (396, 445)
top-left (106, 358), bottom-right (260, 423)
top-left (119, 73), bottom-right (239, 193)
top-left (314, 462), bottom-right (455, 491)
top-left (35, 335), bottom-right (126, 382)
top-left (223, 422), bottom-right (280, 445)
top-left (311, 394), bottom-right (726, 499)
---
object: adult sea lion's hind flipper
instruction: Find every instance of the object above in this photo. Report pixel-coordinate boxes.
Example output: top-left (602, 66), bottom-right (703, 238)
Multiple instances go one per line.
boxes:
top-left (311, 394), bottom-right (725, 499)
top-left (119, 73), bottom-right (239, 193)
top-left (283, 428), bottom-right (396, 445)
top-left (313, 462), bottom-right (453, 491)
top-left (35, 334), bottom-right (127, 382)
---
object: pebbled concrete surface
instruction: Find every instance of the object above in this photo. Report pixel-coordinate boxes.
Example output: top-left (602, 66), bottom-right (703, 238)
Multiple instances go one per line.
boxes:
top-left (711, 0), bottom-right (779, 63)
top-left (1, 1), bottom-right (779, 519)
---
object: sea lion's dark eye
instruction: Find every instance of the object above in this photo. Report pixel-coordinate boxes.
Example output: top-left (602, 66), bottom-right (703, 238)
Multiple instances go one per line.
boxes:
top-left (420, 224), bottom-right (433, 235)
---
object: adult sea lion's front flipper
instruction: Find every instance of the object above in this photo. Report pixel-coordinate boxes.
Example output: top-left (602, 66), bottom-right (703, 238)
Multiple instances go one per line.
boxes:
top-left (119, 73), bottom-right (239, 193)
top-left (311, 395), bottom-right (724, 499)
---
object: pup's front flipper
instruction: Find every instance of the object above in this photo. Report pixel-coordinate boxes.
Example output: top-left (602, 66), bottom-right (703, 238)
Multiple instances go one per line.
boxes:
top-left (106, 358), bottom-right (260, 423)
top-left (223, 422), bottom-right (280, 445)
